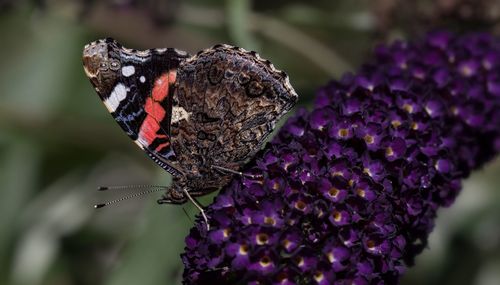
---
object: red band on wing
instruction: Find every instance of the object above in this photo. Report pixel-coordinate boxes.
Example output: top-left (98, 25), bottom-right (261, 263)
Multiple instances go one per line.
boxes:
top-left (138, 70), bottom-right (177, 148)
top-left (155, 141), bottom-right (170, 152)
top-left (152, 70), bottom-right (177, 101)
top-left (145, 98), bottom-right (166, 122)
top-left (139, 116), bottom-right (161, 145)
top-left (168, 70), bottom-right (176, 87)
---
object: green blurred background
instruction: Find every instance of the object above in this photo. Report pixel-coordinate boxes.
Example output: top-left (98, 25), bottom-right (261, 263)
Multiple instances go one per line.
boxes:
top-left (0, 1), bottom-right (499, 284)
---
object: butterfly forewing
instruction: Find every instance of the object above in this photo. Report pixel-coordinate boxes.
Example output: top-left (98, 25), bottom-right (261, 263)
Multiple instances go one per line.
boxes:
top-left (83, 39), bottom-right (189, 176)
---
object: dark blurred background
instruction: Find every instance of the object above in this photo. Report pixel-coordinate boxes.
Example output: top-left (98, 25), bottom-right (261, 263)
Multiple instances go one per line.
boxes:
top-left (0, 1), bottom-right (499, 284)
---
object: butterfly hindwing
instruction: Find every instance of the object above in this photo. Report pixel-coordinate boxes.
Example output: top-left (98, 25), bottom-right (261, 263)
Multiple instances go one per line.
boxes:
top-left (170, 44), bottom-right (298, 183)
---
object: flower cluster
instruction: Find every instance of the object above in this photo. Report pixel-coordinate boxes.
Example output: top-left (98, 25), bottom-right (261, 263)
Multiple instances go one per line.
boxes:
top-left (182, 32), bottom-right (500, 284)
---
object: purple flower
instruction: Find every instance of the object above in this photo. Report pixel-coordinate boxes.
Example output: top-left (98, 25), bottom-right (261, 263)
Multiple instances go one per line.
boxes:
top-left (182, 32), bottom-right (500, 284)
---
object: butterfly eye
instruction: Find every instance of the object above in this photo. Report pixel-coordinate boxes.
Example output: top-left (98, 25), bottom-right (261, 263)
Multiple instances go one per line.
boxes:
top-left (109, 60), bottom-right (121, 71)
top-left (99, 62), bottom-right (108, 71)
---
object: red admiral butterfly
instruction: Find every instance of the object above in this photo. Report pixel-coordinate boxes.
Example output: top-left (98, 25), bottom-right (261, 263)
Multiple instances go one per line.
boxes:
top-left (83, 38), bottom-right (297, 226)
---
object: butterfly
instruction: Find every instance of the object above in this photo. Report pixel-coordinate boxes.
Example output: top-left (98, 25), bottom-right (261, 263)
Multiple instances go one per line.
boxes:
top-left (83, 38), bottom-right (298, 227)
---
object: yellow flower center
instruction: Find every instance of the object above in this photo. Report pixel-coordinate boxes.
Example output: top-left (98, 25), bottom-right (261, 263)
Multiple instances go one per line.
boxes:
top-left (460, 65), bottom-right (473, 76)
top-left (338, 128), bottom-right (349, 137)
top-left (363, 168), bottom-right (372, 177)
top-left (256, 233), bottom-right (269, 245)
top-left (332, 171), bottom-right (344, 177)
top-left (239, 244), bottom-right (249, 255)
top-left (333, 211), bottom-right (342, 222)
top-left (282, 239), bottom-right (291, 249)
top-left (391, 120), bottom-right (402, 128)
top-left (272, 181), bottom-right (280, 190)
top-left (259, 256), bottom-right (272, 267)
top-left (402, 103), bottom-right (413, 113)
top-left (327, 251), bottom-right (337, 263)
top-left (386, 147), bottom-right (394, 156)
top-left (296, 256), bottom-right (304, 267)
top-left (264, 216), bottom-right (276, 226)
top-left (356, 188), bottom-right (366, 198)
top-left (328, 187), bottom-right (339, 198)
top-left (295, 200), bottom-right (306, 211)
top-left (411, 122), bottom-right (419, 130)
top-left (314, 271), bottom-right (325, 282)
top-left (364, 134), bottom-right (374, 144)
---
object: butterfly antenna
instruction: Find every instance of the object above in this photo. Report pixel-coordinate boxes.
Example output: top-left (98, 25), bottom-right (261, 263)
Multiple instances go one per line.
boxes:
top-left (97, 185), bottom-right (168, 191)
top-left (94, 188), bottom-right (164, 208)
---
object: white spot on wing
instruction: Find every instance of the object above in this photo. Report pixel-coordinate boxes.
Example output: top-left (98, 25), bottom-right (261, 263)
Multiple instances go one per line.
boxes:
top-left (174, 49), bottom-right (188, 56)
top-left (104, 83), bottom-right (127, 113)
top-left (121, 65), bottom-right (135, 77)
top-left (135, 136), bottom-right (151, 148)
top-left (120, 53), bottom-right (148, 62)
top-left (134, 139), bottom-right (145, 149)
top-left (140, 76), bottom-right (146, 83)
top-left (171, 106), bottom-right (190, 123)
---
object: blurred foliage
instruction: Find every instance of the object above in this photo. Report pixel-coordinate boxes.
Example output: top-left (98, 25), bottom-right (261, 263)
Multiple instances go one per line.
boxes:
top-left (0, 1), bottom-right (498, 285)
top-left (373, 0), bottom-right (500, 38)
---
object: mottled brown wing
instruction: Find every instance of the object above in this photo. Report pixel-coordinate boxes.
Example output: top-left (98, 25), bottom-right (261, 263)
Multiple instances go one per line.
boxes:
top-left (171, 44), bottom-right (298, 175)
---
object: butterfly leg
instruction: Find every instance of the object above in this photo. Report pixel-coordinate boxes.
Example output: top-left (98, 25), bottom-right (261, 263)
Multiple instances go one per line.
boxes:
top-left (157, 181), bottom-right (210, 231)
top-left (182, 188), bottom-right (210, 231)
top-left (157, 188), bottom-right (187, 204)
top-left (210, 165), bottom-right (263, 179)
